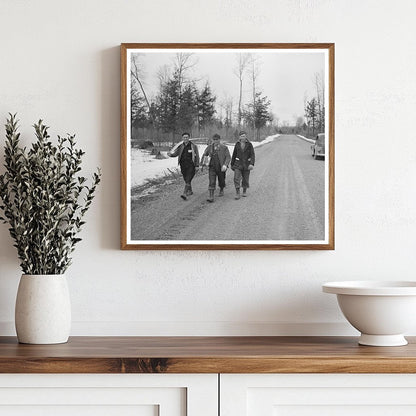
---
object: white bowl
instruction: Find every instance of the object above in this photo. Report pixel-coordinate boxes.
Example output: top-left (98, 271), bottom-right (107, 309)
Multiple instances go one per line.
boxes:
top-left (323, 281), bottom-right (416, 346)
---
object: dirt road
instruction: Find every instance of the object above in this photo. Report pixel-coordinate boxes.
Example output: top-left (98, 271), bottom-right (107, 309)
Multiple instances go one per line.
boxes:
top-left (131, 135), bottom-right (325, 241)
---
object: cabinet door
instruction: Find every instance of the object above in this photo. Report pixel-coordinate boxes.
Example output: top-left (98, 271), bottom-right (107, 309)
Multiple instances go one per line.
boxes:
top-left (221, 374), bottom-right (416, 416)
top-left (0, 374), bottom-right (217, 416)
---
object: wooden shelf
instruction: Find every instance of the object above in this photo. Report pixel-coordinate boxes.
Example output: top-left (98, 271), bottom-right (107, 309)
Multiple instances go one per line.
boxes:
top-left (1, 336), bottom-right (416, 373)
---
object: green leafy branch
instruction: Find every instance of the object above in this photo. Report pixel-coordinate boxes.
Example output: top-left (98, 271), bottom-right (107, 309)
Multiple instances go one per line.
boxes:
top-left (0, 114), bottom-right (101, 274)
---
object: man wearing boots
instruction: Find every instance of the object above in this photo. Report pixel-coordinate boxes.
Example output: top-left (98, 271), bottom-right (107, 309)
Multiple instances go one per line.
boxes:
top-left (167, 132), bottom-right (200, 200)
top-left (202, 133), bottom-right (231, 203)
top-left (231, 131), bottom-right (255, 200)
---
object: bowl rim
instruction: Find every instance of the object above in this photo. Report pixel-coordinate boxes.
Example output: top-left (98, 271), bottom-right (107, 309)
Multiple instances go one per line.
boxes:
top-left (322, 281), bottom-right (416, 296)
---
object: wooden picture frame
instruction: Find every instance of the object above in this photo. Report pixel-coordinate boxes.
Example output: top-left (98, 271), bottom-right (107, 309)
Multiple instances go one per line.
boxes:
top-left (121, 43), bottom-right (334, 250)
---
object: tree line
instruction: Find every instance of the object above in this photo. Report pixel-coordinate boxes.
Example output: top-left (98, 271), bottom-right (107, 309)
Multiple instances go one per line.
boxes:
top-left (130, 53), bottom-right (275, 147)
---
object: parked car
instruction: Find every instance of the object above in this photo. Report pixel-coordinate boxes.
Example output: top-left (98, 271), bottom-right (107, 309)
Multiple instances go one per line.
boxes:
top-left (311, 133), bottom-right (325, 160)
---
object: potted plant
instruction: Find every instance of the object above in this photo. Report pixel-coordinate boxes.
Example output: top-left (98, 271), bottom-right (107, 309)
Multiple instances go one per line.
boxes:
top-left (0, 114), bottom-right (101, 344)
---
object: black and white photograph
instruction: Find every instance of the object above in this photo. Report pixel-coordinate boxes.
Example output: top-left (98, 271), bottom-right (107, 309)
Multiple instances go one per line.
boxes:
top-left (121, 44), bottom-right (334, 249)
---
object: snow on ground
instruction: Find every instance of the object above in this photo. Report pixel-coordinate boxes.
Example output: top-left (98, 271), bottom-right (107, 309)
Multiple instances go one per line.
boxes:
top-left (252, 134), bottom-right (280, 148)
top-left (130, 149), bottom-right (177, 188)
top-left (130, 134), bottom-right (280, 188)
top-left (297, 134), bottom-right (315, 144)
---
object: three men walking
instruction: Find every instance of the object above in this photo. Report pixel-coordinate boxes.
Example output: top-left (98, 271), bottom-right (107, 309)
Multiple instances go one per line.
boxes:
top-left (168, 131), bottom-right (255, 202)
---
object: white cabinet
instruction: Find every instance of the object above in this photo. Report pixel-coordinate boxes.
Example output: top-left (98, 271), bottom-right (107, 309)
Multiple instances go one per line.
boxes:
top-left (0, 374), bottom-right (218, 416)
top-left (221, 374), bottom-right (416, 416)
top-left (4, 373), bottom-right (416, 415)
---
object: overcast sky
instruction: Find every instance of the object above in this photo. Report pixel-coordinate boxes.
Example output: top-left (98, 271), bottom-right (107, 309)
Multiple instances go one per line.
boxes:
top-left (130, 50), bottom-right (326, 124)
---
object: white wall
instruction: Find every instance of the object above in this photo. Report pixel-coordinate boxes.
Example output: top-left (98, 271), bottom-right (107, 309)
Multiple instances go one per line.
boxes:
top-left (0, 0), bottom-right (415, 336)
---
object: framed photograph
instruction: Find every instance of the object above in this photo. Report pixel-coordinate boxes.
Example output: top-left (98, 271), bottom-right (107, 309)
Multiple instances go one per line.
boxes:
top-left (121, 43), bottom-right (334, 250)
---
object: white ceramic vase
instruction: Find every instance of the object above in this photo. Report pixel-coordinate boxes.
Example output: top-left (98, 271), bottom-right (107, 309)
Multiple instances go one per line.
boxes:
top-left (15, 274), bottom-right (71, 344)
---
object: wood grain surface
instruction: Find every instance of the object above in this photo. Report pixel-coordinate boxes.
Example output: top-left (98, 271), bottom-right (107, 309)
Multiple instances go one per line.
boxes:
top-left (0, 336), bottom-right (415, 373)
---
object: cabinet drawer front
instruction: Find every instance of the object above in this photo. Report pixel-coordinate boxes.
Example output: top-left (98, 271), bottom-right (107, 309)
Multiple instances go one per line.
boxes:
top-left (0, 374), bottom-right (217, 416)
top-left (221, 374), bottom-right (416, 416)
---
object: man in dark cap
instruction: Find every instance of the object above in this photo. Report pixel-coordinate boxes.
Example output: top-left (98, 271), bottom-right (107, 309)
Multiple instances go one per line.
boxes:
top-left (201, 133), bottom-right (231, 202)
top-left (231, 131), bottom-right (255, 200)
top-left (167, 132), bottom-right (200, 200)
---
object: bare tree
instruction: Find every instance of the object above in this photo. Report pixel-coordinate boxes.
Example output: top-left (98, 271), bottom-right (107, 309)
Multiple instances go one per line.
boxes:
top-left (314, 71), bottom-right (325, 132)
top-left (156, 64), bottom-right (171, 88)
top-left (233, 53), bottom-right (251, 128)
top-left (295, 116), bottom-right (304, 133)
top-left (273, 115), bottom-right (280, 131)
top-left (219, 94), bottom-right (234, 140)
top-left (173, 53), bottom-right (198, 99)
top-left (295, 116), bottom-right (304, 127)
top-left (249, 54), bottom-right (261, 136)
top-left (131, 54), bottom-right (155, 125)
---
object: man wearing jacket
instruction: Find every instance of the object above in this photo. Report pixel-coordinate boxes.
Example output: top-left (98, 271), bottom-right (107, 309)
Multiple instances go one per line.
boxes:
top-left (167, 132), bottom-right (200, 200)
top-left (231, 131), bottom-right (255, 200)
top-left (202, 134), bottom-right (231, 203)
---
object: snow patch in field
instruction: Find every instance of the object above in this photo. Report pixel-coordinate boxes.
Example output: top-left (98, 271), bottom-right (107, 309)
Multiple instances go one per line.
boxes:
top-left (131, 150), bottom-right (178, 188)
top-left (130, 134), bottom-right (280, 187)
